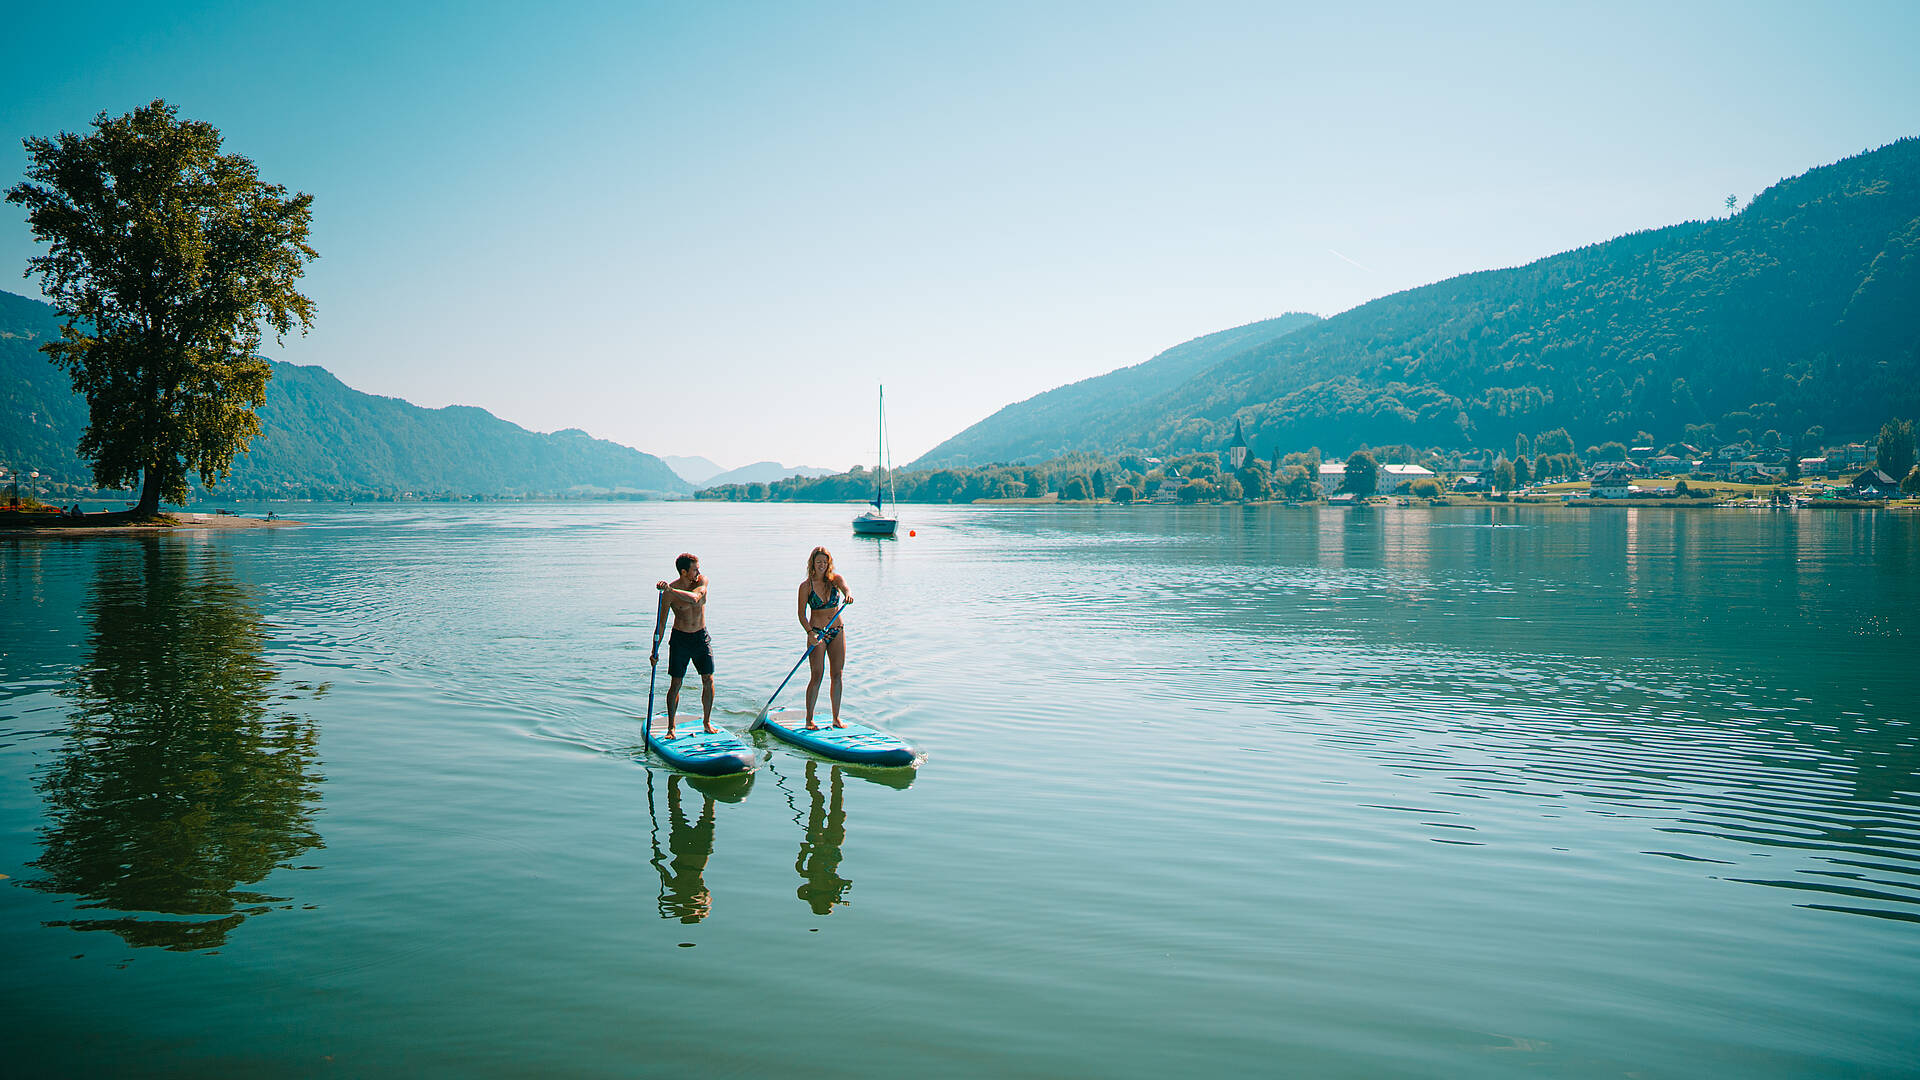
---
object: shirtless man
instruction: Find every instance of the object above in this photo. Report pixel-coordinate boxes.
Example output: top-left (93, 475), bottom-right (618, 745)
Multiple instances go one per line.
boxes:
top-left (651, 552), bottom-right (716, 738)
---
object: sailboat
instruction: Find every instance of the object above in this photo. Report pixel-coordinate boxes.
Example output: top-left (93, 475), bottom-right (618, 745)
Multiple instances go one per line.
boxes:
top-left (852, 385), bottom-right (899, 536)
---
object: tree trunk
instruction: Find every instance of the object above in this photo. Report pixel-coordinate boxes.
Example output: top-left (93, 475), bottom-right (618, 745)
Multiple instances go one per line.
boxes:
top-left (135, 467), bottom-right (162, 518)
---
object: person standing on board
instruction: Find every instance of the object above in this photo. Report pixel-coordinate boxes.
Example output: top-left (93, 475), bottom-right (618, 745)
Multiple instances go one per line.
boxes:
top-left (652, 552), bottom-right (717, 739)
top-left (797, 546), bottom-right (853, 730)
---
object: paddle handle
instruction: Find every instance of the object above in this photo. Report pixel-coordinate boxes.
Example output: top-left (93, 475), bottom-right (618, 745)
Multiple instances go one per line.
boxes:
top-left (752, 600), bottom-right (849, 730)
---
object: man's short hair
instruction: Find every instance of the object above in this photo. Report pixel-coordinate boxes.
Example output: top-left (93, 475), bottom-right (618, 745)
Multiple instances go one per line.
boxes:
top-left (675, 552), bottom-right (698, 572)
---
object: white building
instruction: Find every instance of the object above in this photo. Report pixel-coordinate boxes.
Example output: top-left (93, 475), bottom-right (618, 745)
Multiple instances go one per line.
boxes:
top-left (1592, 468), bottom-right (1632, 498)
top-left (1318, 461), bottom-right (1436, 494)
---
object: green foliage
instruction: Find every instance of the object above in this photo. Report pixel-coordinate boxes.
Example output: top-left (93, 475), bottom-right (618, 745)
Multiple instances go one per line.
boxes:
top-left (8, 101), bottom-right (317, 513)
top-left (1280, 448), bottom-right (1322, 474)
top-left (1512, 456), bottom-right (1532, 486)
top-left (1408, 477), bottom-right (1443, 497)
top-left (1163, 452), bottom-right (1221, 481)
top-left (1595, 441), bottom-right (1630, 462)
top-left (1059, 474), bottom-right (1092, 500)
top-left (1530, 429), bottom-right (1571, 456)
top-left (1343, 451), bottom-right (1379, 496)
top-left (1236, 461), bottom-right (1272, 500)
top-left (1903, 466), bottom-right (1920, 496)
top-left (1494, 458), bottom-right (1517, 492)
top-left (1877, 418), bottom-right (1916, 479)
top-left (1675, 479), bottom-right (1691, 495)
top-left (1111, 484), bottom-right (1135, 504)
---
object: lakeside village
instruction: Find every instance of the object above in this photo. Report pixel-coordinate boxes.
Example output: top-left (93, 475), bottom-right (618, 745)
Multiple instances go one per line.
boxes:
top-left (5, 421), bottom-right (1916, 514)
top-left (698, 419), bottom-right (1920, 509)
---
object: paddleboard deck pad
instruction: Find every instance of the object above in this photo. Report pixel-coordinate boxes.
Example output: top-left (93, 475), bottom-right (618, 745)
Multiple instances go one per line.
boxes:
top-left (645, 716), bottom-right (757, 776)
top-left (759, 707), bottom-right (916, 767)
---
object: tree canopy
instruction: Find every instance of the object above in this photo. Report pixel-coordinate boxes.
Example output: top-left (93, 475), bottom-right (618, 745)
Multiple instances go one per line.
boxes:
top-left (1343, 451), bottom-right (1379, 497)
top-left (7, 100), bottom-right (316, 514)
top-left (1877, 418), bottom-right (1915, 480)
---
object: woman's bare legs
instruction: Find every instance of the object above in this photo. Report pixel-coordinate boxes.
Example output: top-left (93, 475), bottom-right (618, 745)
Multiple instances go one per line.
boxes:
top-left (828, 630), bottom-right (847, 727)
top-left (804, 644), bottom-right (826, 729)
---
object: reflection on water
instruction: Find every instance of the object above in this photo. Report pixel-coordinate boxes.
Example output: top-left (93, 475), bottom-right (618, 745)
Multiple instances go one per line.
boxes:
top-left (646, 771), bottom-right (752, 923)
top-left (782, 759), bottom-right (914, 915)
top-left (25, 540), bottom-right (324, 951)
top-left (794, 759), bottom-right (851, 914)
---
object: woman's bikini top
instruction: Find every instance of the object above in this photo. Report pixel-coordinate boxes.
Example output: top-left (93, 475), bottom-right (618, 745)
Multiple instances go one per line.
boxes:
top-left (807, 581), bottom-right (841, 610)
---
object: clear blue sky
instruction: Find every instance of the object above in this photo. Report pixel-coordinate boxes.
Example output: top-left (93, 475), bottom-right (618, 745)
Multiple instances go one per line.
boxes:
top-left (4, 1), bottom-right (1916, 468)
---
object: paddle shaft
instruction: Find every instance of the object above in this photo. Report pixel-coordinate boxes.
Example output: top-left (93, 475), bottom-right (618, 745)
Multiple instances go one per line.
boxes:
top-left (752, 600), bottom-right (849, 729)
top-left (645, 593), bottom-right (669, 751)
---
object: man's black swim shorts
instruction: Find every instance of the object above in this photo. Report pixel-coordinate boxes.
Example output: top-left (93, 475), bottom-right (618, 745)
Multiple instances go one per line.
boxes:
top-left (668, 627), bottom-right (714, 678)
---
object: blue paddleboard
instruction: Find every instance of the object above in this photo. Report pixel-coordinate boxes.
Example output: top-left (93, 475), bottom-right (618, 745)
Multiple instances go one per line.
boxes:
top-left (645, 715), bottom-right (757, 776)
top-left (759, 707), bottom-right (916, 767)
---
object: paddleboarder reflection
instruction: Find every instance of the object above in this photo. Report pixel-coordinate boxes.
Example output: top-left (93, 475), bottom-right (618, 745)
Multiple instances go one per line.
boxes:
top-left (795, 760), bottom-right (852, 913)
top-left (647, 771), bottom-right (751, 923)
top-left (777, 758), bottom-right (917, 915)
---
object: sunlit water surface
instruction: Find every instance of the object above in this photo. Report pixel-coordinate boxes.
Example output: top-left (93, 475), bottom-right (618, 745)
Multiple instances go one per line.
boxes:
top-left (3, 502), bottom-right (1917, 1078)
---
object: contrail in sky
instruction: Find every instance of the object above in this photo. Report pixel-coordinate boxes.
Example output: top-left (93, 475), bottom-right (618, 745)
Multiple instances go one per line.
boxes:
top-left (1328, 248), bottom-right (1372, 271)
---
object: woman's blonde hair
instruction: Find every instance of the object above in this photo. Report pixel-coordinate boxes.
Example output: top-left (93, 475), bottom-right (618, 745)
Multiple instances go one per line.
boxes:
top-left (807, 546), bottom-right (835, 582)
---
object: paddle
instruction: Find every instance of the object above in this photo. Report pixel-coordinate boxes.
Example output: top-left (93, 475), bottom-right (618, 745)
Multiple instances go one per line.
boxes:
top-left (751, 599), bottom-right (849, 730)
top-left (645, 593), bottom-right (669, 749)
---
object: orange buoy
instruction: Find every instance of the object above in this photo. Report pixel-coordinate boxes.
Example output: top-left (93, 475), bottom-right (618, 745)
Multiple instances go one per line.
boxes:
top-left (908, 530), bottom-right (916, 537)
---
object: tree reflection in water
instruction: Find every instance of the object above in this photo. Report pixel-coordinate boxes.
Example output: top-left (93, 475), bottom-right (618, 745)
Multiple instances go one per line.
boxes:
top-left (647, 770), bottom-right (752, 923)
top-left (27, 539), bottom-right (324, 951)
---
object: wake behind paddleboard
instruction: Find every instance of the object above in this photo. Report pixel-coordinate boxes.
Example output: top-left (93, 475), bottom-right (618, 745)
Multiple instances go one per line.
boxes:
top-left (759, 707), bottom-right (916, 767)
top-left (644, 715), bottom-right (757, 776)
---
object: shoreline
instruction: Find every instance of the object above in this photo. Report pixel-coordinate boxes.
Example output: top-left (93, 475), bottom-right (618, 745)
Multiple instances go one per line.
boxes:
top-left (0, 511), bottom-right (303, 538)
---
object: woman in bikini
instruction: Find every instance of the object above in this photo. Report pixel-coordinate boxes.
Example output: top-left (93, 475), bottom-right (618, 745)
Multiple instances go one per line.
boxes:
top-left (796, 546), bottom-right (853, 729)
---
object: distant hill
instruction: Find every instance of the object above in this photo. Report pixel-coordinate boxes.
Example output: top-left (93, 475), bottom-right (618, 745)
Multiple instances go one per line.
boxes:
top-left (0, 290), bottom-right (690, 500)
top-left (922, 138), bottom-right (1920, 461)
top-left (698, 461), bottom-right (838, 489)
top-left (911, 312), bottom-right (1320, 467)
top-left (663, 455), bottom-right (725, 485)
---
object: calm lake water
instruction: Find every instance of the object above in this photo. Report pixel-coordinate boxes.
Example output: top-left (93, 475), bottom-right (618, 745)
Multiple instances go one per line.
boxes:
top-left (4, 502), bottom-right (1917, 1078)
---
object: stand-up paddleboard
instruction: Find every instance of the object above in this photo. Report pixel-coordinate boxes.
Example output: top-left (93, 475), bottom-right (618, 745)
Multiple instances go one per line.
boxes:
top-left (760, 707), bottom-right (916, 767)
top-left (644, 714), bottom-right (757, 777)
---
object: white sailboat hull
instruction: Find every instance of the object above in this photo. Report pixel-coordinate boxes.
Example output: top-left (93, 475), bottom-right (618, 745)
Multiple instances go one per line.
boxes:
top-left (852, 512), bottom-right (897, 536)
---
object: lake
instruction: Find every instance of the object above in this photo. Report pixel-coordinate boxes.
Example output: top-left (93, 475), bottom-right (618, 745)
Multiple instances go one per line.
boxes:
top-left (3, 502), bottom-right (1917, 1078)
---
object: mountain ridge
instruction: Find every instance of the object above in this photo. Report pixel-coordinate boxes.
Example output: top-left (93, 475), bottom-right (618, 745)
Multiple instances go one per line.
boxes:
top-left (911, 312), bottom-right (1320, 468)
top-left (921, 137), bottom-right (1920, 463)
top-left (0, 291), bottom-right (690, 499)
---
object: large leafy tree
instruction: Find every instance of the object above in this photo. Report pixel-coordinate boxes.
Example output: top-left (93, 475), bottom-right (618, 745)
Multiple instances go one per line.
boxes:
top-left (7, 100), bottom-right (315, 515)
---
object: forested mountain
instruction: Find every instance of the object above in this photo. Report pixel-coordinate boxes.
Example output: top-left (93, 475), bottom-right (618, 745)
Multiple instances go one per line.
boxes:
top-left (0, 290), bottom-right (689, 499)
top-left (925, 138), bottom-right (1920, 462)
top-left (910, 312), bottom-right (1320, 467)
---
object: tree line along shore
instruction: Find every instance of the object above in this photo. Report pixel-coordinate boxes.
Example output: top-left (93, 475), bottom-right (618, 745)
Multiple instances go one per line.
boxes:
top-left (697, 420), bottom-right (1920, 508)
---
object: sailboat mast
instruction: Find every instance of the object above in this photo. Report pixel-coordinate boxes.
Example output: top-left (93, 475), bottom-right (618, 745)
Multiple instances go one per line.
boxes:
top-left (874, 384), bottom-right (885, 509)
